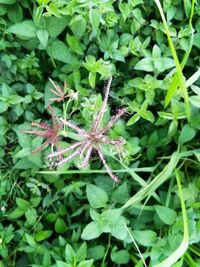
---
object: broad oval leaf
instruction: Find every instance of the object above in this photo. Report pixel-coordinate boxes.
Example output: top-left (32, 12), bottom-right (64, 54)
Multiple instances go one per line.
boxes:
top-left (133, 230), bottom-right (157, 246)
top-left (7, 3), bottom-right (23, 23)
top-left (81, 221), bottom-right (102, 240)
top-left (7, 20), bottom-right (37, 39)
top-left (47, 40), bottom-right (78, 65)
top-left (35, 230), bottom-right (52, 242)
top-left (154, 205), bottom-right (177, 225)
top-left (111, 249), bottom-right (130, 264)
top-left (64, 244), bottom-right (76, 264)
top-left (45, 16), bottom-right (69, 38)
top-left (36, 29), bottom-right (49, 49)
top-left (55, 218), bottom-right (67, 234)
top-left (178, 124), bottom-right (196, 144)
top-left (86, 184), bottom-right (108, 209)
top-left (134, 58), bottom-right (154, 72)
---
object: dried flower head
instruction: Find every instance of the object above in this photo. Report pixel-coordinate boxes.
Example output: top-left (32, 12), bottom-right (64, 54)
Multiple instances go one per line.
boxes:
top-left (48, 77), bottom-right (126, 182)
top-left (20, 106), bottom-right (62, 155)
top-left (49, 78), bottom-right (78, 102)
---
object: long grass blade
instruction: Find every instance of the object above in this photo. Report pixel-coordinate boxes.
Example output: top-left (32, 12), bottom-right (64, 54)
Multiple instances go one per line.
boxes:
top-left (154, 170), bottom-right (189, 267)
top-left (124, 224), bottom-right (147, 267)
top-left (165, 0), bottom-right (195, 108)
top-left (185, 67), bottom-right (200, 88)
top-left (39, 167), bottom-right (155, 175)
top-left (121, 151), bottom-right (179, 210)
top-left (155, 0), bottom-right (192, 119)
top-left (111, 155), bottom-right (160, 202)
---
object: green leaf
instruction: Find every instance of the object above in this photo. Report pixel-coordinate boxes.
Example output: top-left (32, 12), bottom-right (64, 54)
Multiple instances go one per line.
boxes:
top-left (0, 102), bottom-right (8, 113)
top-left (141, 110), bottom-right (155, 123)
top-left (35, 230), bottom-right (52, 242)
top-left (154, 205), bottom-right (177, 225)
top-left (64, 244), bottom-right (76, 264)
top-left (7, 20), bottom-right (37, 39)
top-left (111, 224), bottom-right (128, 240)
top-left (89, 9), bottom-right (101, 31)
top-left (184, 0), bottom-right (191, 18)
top-left (104, 208), bottom-right (123, 224)
top-left (0, 5), bottom-right (7, 16)
top-left (133, 230), bottom-right (157, 246)
top-left (16, 198), bottom-right (30, 210)
top-left (47, 40), bottom-right (73, 64)
top-left (46, 213), bottom-right (58, 222)
top-left (66, 34), bottom-right (85, 55)
top-left (127, 114), bottom-right (140, 125)
top-left (46, 2), bottom-right (61, 17)
top-left (45, 16), bottom-right (68, 38)
top-left (36, 29), bottom-right (49, 49)
top-left (70, 15), bottom-right (86, 37)
top-left (134, 58), bottom-right (154, 72)
top-left (88, 72), bottom-right (96, 88)
top-left (90, 209), bottom-right (100, 221)
top-left (112, 182), bottom-right (129, 204)
top-left (55, 218), bottom-right (67, 234)
top-left (100, 209), bottom-right (127, 240)
top-left (7, 3), bottom-right (23, 23)
top-left (81, 221), bottom-right (102, 240)
top-left (7, 208), bottom-right (24, 219)
top-left (88, 245), bottom-right (105, 260)
top-left (30, 197), bottom-right (41, 207)
top-left (25, 208), bottom-right (37, 225)
top-left (25, 233), bottom-right (37, 247)
top-left (154, 57), bottom-right (175, 73)
top-left (118, 3), bottom-right (131, 21)
top-left (194, 33), bottom-right (200, 49)
top-left (111, 249), bottom-right (130, 264)
top-left (56, 261), bottom-right (71, 267)
top-left (0, 0), bottom-right (16, 4)
top-left (14, 157), bottom-right (36, 169)
top-left (77, 260), bottom-right (94, 267)
top-left (178, 124), bottom-right (196, 144)
top-left (76, 243), bottom-right (87, 262)
top-left (86, 184), bottom-right (108, 209)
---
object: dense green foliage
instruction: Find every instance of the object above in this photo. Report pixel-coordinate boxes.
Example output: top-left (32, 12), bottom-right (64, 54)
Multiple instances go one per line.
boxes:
top-left (0, 0), bottom-right (200, 266)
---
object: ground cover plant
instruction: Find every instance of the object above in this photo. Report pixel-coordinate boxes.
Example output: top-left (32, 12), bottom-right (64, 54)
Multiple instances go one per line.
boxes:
top-left (0, 0), bottom-right (200, 266)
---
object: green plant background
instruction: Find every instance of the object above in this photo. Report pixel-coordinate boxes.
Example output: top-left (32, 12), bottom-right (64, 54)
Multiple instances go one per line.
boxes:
top-left (0, 0), bottom-right (200, 266)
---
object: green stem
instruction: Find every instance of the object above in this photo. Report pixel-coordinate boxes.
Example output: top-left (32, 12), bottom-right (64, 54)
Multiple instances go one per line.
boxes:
top-left (100, 234), bottom-right (111, 267)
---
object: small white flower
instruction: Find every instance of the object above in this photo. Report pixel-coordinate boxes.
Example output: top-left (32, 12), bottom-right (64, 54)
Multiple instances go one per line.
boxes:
top-left (0, 206), bottom-right (5, 212)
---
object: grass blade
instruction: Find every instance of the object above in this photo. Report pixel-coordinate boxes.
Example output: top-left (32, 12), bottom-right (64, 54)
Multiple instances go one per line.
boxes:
top-left (155, 0), bottom-right (192, 119)
top-left (154, 170), bottom-right (189, 267)
top-left (39, 167), bottom-right (154, 175)
top-left (185, 67), bottom-right (200, 88)
top-left (124, 224), bottom-right (147, 267)
top-left (121, 151), bottom-right (179, 210)
top-left (165, 0), bottom-right (195, 108)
